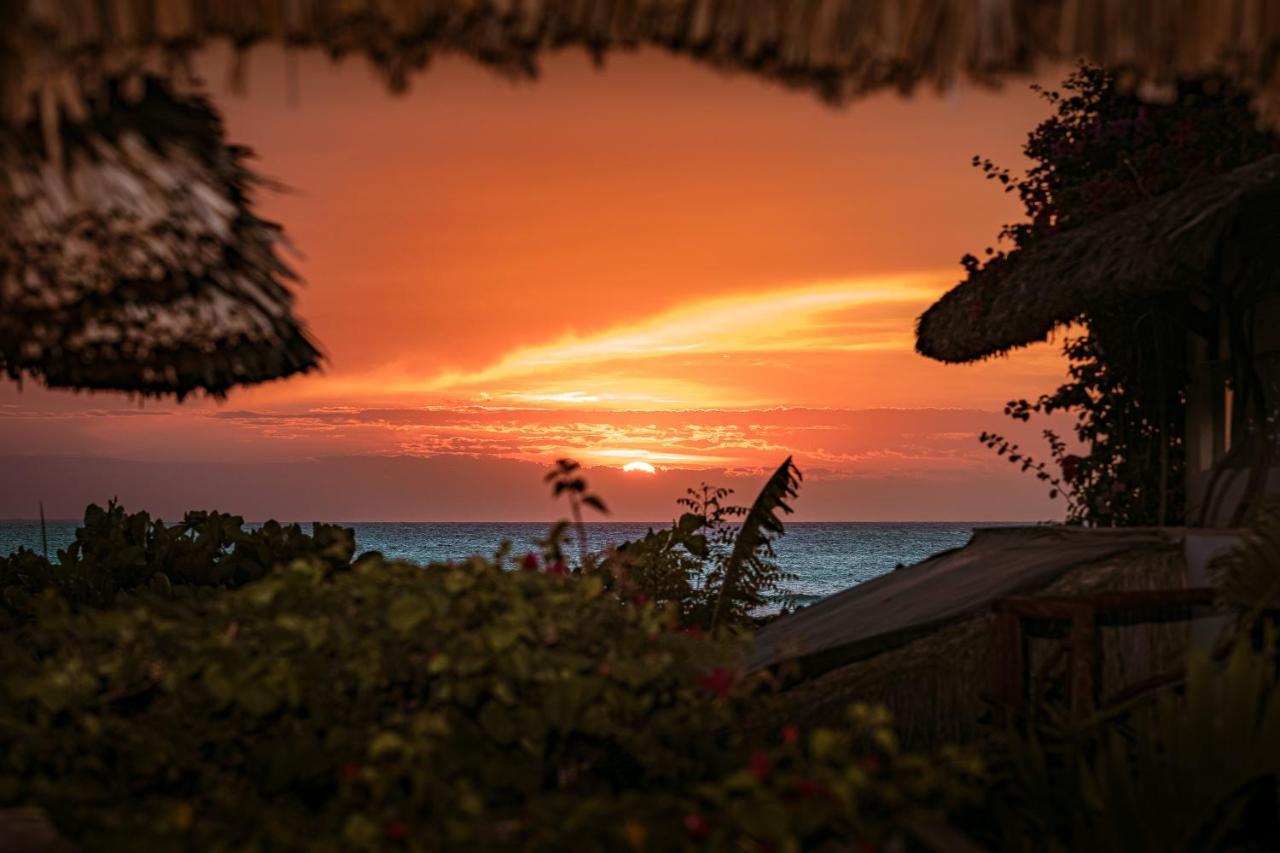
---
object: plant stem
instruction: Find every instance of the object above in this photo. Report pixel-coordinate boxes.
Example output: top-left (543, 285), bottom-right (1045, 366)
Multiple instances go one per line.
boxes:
top-left (39, 500), bottom-right (48, 561)
top-left (571, 497), bottom-right (588, 570)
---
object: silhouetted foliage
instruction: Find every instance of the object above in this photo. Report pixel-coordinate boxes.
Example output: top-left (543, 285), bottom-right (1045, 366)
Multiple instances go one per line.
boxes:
top-left (970, 65), bottom-right (1279, 525)
top-left (599, 462), bottom-right (800, 630)
top-left (545, 458), bottom-right (609, 569)
top-left (0, 500), bottom-right (353, 624)
top-left (710, 457), bottom-right (802, 630)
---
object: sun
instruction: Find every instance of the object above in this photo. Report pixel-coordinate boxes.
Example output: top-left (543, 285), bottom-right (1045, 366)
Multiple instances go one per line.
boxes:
top-left (622, 460), bottom-right (657, 474)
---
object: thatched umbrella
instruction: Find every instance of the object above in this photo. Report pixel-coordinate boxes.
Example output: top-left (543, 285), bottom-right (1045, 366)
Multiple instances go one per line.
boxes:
top-left (915, 153), bottom-right (1280, 364)
top-left (0, 77), bottom-right (320, 398)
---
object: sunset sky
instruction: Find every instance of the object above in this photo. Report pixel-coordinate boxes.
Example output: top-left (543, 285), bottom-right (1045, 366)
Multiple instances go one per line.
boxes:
top-left (1, 46), bottom-right (1073, 521)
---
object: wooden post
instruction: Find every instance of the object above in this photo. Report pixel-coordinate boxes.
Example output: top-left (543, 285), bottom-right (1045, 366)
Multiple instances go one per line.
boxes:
top-left (1068, 606), bottom-right (1097, 720)
top-left (990, 602), bottom-right (1026, 722)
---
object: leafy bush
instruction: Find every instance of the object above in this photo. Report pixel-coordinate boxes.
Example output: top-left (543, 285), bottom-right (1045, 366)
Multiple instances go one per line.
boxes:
top-left (0, 550), bottom-right (981, 850)
top-left (0, 500), bottom-right (354, 623)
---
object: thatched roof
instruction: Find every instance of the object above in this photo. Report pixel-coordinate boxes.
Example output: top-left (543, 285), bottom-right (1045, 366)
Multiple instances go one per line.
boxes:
top-left (5, 1), bottom-right (1280, 120)
top-left (916, 153), bottom-right (1280, 364)
top-left (0, 77), bottom-right (320, 398)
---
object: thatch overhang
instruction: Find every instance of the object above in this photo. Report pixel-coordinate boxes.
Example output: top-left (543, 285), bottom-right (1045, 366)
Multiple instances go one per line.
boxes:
top-left (4, 1), bottom-right (1280, 119)
top-left (915, 152), bottom-right (1280, 364)
top-left (0, 77), bottom-right (321, 398)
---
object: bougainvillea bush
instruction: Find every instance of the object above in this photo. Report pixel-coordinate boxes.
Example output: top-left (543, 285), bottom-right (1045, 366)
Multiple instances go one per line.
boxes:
top-left (972, 65), bottom-right (1280, 526)
top-left (0, 520), bottom-right (981, 851)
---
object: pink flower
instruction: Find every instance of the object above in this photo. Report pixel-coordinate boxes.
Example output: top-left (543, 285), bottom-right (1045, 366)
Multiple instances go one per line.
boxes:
top-left (521, 553), bottom-right (540, 571)
top-left (781, 724), bottom-right (799, 745)
top-left (546, 559), bottom-right (568, 576)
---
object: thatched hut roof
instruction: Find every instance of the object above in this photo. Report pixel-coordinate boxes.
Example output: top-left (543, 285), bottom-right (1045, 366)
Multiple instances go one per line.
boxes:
top-left (5, 0), bottom-right (1280, 119)
top-left (915, 153), bottom-right (1280, 364)
top-left (0, 77), bottom-right (320, 398)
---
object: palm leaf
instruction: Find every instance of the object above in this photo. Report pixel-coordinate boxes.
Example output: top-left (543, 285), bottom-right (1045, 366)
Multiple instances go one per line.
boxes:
top-left (711, 457), bottom-right (801, 630)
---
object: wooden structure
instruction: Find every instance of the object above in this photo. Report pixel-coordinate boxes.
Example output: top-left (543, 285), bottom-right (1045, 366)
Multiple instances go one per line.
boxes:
top-left (989, 587), bottom-right (1217, 721)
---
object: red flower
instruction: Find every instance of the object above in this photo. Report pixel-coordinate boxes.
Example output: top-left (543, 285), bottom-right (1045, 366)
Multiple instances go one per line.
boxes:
top-left (749, 750), bottom-right (771, 783)
top-left (521, 553), bottom-right (540, 571)
top-left (854, 842), bottom-right (879, 853)
top-left (546, 559), bottom-right (568, 576)
top-left (683, 813), bottom-right (709, 838)
top-left (861, 754), bottom-right (882, 775)
top-left (383, 819), bottom-right (408, 840)
top-left (793, 778), bottom-right (830, 800)
top-left (682, 625), bottom-right (704, 640)
top-left (339, 762), bottom-right (361, 783)
top-left (697, 667), bottom-right (733, 698)
top-left (632, 593), bottom-right (648, 606)
top-left (781, 724), bottom-right (799, 745)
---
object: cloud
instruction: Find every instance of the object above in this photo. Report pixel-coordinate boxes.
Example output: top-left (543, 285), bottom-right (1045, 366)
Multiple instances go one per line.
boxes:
top-left (313, 273), bottom-right (947, 406)
top-left (200, 404), bottom-right (1066, 477)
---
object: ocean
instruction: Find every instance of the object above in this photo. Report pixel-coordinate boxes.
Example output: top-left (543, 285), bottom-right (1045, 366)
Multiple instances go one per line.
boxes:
top-left (0, 521), bottom-right (996, 606)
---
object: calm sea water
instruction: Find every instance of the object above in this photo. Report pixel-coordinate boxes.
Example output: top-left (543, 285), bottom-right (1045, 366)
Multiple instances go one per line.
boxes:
top-left (0, 521), bottom-right (994, 605)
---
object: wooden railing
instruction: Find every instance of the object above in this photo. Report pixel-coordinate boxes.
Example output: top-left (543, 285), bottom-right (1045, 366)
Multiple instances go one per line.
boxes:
top-left (989, 588), bottom-right (1217, 722)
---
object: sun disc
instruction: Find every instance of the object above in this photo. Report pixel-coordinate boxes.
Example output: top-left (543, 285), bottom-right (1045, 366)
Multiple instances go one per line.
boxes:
top-left (623, 460), bottom-right (657, 474)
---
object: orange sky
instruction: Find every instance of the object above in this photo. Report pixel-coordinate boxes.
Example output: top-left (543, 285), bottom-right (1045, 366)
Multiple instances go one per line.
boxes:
top-left (1, 46), bottom-right (1073, 521)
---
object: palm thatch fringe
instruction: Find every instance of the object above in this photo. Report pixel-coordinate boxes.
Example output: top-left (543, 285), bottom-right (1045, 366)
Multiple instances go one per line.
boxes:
top-left (750, 544), bottom-right (1190, 749)
top-left (0, 76), bottom-right (320, 397)
top-left (915, 153), bottom-right (1280, 364)
top-left (5, 1), bottom-right (1280, 125)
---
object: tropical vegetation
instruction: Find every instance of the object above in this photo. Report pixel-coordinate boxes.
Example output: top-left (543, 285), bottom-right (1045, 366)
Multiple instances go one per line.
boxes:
top-left (3, 464), bottom-right (1279, 849)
